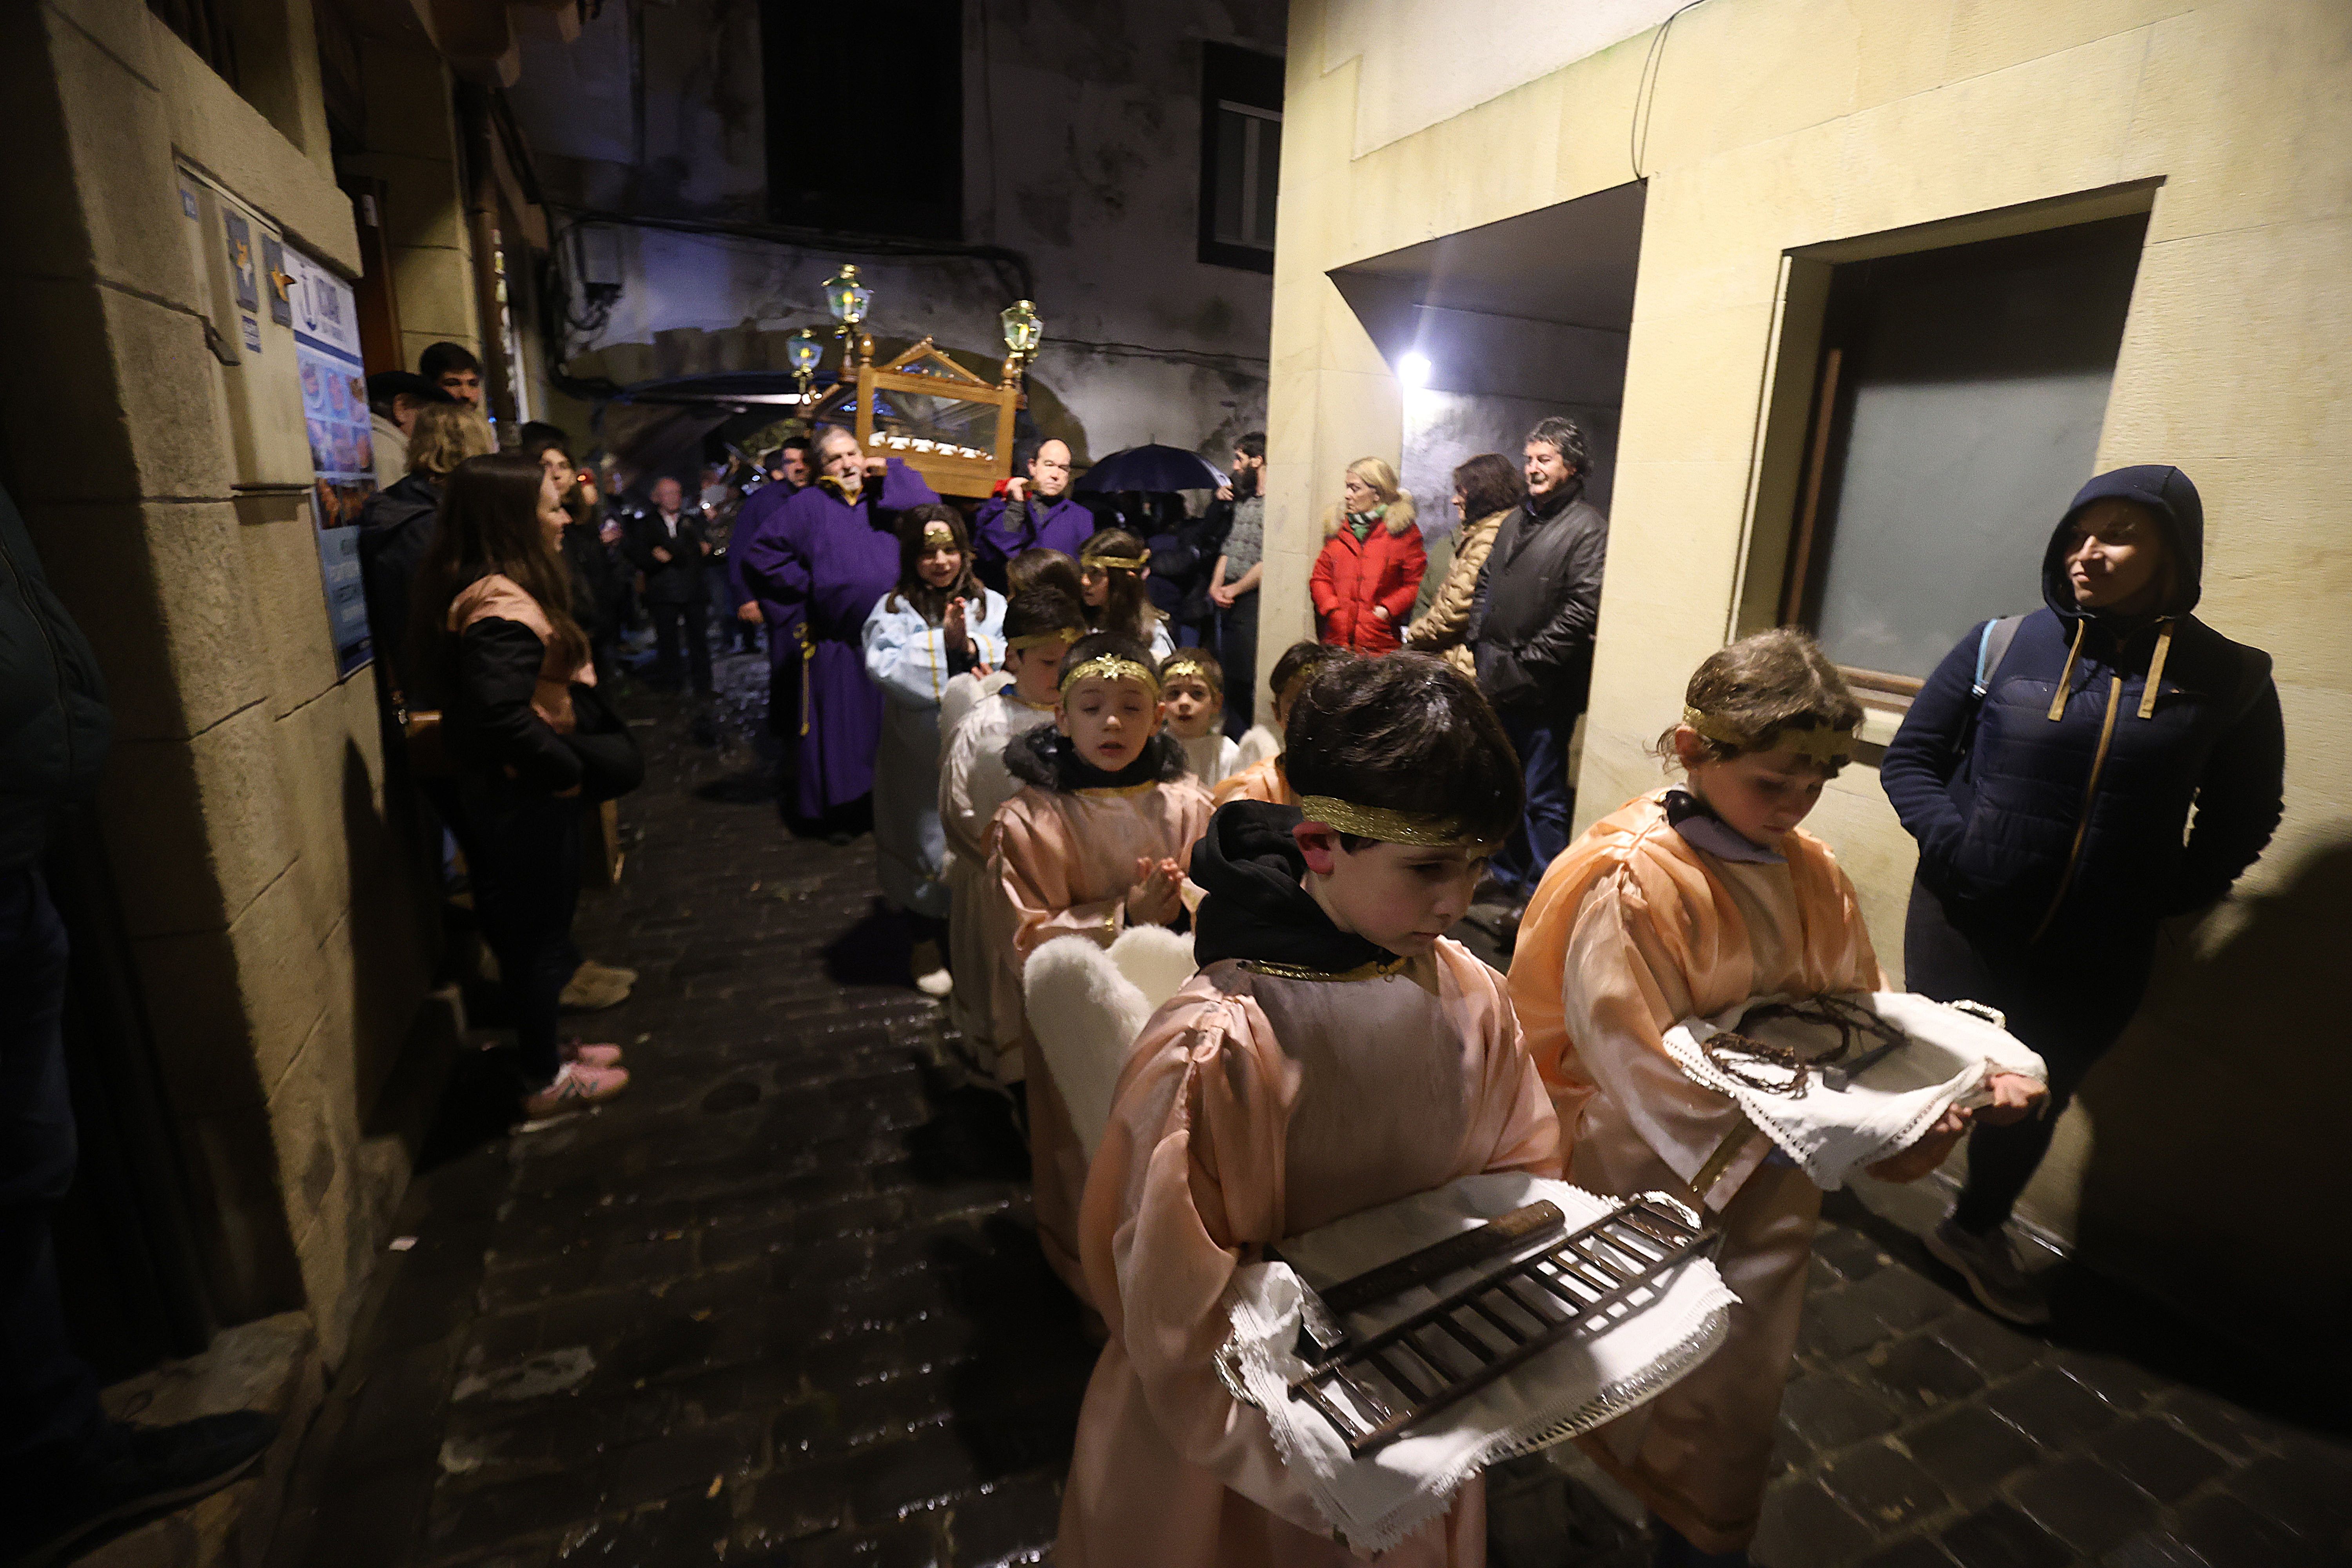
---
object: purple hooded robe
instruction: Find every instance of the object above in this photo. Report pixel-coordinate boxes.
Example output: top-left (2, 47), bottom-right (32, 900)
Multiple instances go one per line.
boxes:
top-left (971, 492), bottom-right (1095, 566)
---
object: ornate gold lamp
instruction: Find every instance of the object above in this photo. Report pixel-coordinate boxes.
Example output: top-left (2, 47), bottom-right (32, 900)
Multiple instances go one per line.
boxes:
top-left (820, 264), bottom-right (873, 377)
top-left (999, 298), bottom-right (1043, 390)
top-left (785, 328), bottom-right (823, 404)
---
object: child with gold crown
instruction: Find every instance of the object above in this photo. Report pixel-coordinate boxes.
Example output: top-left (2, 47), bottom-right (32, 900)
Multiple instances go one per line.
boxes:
top-left (1056, 651), bottom-right (1561, 1568)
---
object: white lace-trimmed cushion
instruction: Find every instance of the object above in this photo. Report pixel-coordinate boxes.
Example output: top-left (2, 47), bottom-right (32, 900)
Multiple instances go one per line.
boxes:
top-left (1661, 991), bottom-right (2049, 1191)
top-left (1218, 1173), bottom-right (1736, 1555)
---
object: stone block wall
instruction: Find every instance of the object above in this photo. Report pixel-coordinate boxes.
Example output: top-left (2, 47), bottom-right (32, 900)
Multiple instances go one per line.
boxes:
top-left (0, 0), bottom-right (435, 1367)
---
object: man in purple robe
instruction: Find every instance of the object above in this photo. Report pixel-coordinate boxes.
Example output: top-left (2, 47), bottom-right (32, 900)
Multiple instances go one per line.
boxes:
top-left (734, 425), bottom-right (939, 826)
top-left (971, 438), bottom-right (1094, 590)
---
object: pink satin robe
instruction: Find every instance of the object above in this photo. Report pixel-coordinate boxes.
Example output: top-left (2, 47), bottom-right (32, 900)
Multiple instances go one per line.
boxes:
top-left (1058, 942), bottom-right (1563, 1568)
top-left (986, 776), bottom-right (1214, 1298)
top-left (1508, 791), bottom-right (1883, 1553)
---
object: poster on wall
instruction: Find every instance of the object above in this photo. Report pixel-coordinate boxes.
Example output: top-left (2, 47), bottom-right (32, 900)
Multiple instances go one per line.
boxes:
top-left (285, 245), bottom-right (374, 677)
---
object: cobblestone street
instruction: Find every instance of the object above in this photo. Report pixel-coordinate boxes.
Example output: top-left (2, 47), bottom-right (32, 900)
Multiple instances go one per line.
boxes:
top-left (274, 652), bottom-right (2352, 1568)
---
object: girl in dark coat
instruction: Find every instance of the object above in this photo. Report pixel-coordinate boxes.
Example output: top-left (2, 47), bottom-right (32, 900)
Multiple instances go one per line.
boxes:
top-left (1880, 465), bottom-right (2283, 1323)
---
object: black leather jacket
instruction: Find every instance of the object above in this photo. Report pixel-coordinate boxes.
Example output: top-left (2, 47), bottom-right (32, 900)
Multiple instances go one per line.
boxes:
top-left (1464, 479), bottom-right (1610, 718)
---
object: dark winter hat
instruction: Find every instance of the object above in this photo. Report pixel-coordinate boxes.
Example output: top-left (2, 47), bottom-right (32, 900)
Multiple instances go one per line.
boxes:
top-left (2041, 464), bottom-right (2206, 621)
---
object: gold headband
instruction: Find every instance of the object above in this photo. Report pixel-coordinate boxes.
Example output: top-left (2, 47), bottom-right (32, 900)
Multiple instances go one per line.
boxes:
top-left (1159, 654), bottom-right (1221, 693)
top-left (1059, 654), bottom-right (1160, 695)
top-left (1682, 706), bottom-right (1856, 764)
top-left (1086, 552), bottom-right (1149, 572)
top-left (1007, 626), bottom-right (1085, 651)
top-left (1296, 794), bottom-right (1501, 851)
top-left (921, 521), bottom-right (956, 546)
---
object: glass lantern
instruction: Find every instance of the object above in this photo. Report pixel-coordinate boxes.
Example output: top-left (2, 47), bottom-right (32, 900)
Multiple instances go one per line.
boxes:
top-left (822, 264), bottom-right (872, 327)
top-left (1000, 299), bottom-right (1043, 359)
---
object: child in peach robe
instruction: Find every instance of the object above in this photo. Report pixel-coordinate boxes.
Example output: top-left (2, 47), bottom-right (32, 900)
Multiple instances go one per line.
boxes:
top-left (1211, 640), bottom-right (1350, 801)
top-left (987, 634), bottom-right (1212, 1300)
top-left (1060, 652), bottom-right (1561, 1568)
top-left (1507, 632), bottom-right (2033, 1560)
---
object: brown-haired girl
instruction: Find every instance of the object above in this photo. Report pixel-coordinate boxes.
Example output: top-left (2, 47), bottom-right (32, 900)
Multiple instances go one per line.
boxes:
top-left (864, 505), bottom-right (1006, 994)
top-left (1078, 528), bottom-right (1174, 658)
top-left (408, 453), bottom-right (633, 1118)
top-left (1504, 628), bottom-right (2040, 1563)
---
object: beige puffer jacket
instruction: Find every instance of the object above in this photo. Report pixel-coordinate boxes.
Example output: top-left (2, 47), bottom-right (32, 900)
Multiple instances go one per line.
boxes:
top-left (1403, 509), bottom-right (1508, 679)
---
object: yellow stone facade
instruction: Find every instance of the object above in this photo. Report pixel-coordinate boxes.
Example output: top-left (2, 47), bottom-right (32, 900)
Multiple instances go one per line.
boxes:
top-left (1267, 0), bottom-right (2351, 1338)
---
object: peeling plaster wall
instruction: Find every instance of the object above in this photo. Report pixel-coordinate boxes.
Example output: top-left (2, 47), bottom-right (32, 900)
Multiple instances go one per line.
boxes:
top-left (508, 0), bottom-right (1281, 463)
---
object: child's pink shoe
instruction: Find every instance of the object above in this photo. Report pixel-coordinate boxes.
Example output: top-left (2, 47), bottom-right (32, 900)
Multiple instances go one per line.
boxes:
top-left (523, 1062), bottom-right (629, 1118)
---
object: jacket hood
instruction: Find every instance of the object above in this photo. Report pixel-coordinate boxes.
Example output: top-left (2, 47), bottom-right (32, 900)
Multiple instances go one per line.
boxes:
top-left (1321, 491), bottom-right (1418, 538)
top-left (1190, 801), bottom-right (1399, 971)
top-left (2042, 465), bottom-right (2205, 623)
top-left (1004, 724), bottom-right (1189, 790)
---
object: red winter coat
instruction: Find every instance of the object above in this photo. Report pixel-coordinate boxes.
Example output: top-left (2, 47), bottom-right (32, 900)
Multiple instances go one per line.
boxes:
top-left (1310, 497), bottom-right (1426, 653)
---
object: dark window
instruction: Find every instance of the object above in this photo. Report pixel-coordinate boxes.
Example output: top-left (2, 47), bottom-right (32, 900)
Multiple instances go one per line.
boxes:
top-left (1199, 44), bottom-right (1283, 273)
top-left (1781, 213), bottom-right (2149, 698)
top-left (761, 0), bottom-right (963, 240)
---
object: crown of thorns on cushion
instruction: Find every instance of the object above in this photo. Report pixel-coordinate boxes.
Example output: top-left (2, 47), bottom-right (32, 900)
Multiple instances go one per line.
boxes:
top-left (1681, 705), bottom-right (1856, 764)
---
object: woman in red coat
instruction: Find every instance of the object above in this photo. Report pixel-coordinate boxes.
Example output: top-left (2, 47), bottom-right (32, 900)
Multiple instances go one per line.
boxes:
top-left (1308, 456), bottom-right (1425, 653)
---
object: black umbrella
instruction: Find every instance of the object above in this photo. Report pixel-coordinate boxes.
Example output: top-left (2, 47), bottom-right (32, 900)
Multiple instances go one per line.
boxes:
top-left (1073, 443), bottom-right (1227, 493)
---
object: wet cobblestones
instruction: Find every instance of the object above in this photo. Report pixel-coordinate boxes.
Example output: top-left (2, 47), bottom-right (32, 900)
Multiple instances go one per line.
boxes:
top-left (282, 650), bottom-right (2352, 1568)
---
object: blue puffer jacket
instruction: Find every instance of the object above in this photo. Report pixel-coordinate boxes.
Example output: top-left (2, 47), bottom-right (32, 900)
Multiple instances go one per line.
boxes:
top-left (1882, 466), bottom-right (2284, 946)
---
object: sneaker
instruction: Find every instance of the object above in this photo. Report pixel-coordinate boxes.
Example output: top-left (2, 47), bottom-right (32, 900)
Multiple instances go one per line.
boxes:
top-left (521, 1062), bottom-right (629, 1118)
top-left (559, 964), bottom-right (632, 1011)
top-left (6, 1412), bottom-right (278, 1568)
top-left (561, 1040), bottom-right (624, 1068)
top-left (911, 939), bottom-right (953, 998)
top-left (1926, 1215), bottom-right (2052, 1326)
top-left (578, 958), bottom-right (639, 988)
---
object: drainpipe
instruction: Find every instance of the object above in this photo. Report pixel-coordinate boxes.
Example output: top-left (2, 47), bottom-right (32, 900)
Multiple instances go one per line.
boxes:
top-left (454, 81), bottom-right (519, 435)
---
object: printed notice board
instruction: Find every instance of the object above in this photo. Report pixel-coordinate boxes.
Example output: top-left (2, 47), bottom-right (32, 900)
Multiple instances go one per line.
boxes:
top-left (285, 247), bottom-right (375, 677)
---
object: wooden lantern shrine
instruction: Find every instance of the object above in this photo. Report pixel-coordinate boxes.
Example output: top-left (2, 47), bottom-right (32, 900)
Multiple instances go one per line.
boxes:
top-left (809, 336), bottom-right (1024, 499)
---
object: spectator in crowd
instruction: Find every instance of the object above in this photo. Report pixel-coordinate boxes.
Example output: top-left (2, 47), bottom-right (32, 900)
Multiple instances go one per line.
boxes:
top-left (1465, 415), bottom-right (1609, 926)
top-left (405, 455), bottom-right (634, 1118)
top-left (1405, 452), bottom-right (1522, 679)
top-left (365, 371), bottom-right (451, 488)
top-left (517, 425), bottom-right (619, 686)
top-left (624, 477), bottom-right (714, 697)
top-left (1882, 465), bottom-right (2284, 1326)
top-left (764, 438), bottom-right (811, 490)
top-left (1206, 432), bottom-right (1265, 738)
top-left (1309, 457), bottom-right (1425, 654)
top-left (973, 439), bottom-right (1093, 591)
top-left (1144, 491), bottom-right (1228, 651)
top-left (419, 341), bottom-right (484, 408)
top-left (358, 402), bottom-right (495, 699)
top-left (699, 463), bottom-right (758, 655)
top-left (2, 481), bottom-right (283, 1568)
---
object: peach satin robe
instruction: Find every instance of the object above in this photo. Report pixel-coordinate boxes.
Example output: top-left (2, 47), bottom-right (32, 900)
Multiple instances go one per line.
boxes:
top-left (1058, 942), bottom-right (1563, 1568)
top-left (1508, 791), bottom-right (1882, 1553)
top-left (1210, 755), bottom-right (1292, 809)
top-left (986, 777), bottom-right (1213, 1298)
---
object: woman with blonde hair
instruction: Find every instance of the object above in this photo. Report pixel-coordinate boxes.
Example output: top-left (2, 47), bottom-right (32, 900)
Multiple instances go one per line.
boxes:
top-left (1307, 456), bottom-right (1424, 654)
top-left (358, 401), bottom-right (495, 695)
top-left (1405, 452), bottom-right (1522, 677)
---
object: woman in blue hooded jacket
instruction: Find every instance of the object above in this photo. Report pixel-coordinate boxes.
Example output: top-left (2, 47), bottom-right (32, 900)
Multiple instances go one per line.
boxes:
top-left (1881, 465), bottom-right (2284, 1325)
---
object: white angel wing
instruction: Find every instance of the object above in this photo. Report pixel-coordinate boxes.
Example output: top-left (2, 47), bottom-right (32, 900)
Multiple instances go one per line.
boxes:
top-left (1023, 927), bottom-right (1196, 1158)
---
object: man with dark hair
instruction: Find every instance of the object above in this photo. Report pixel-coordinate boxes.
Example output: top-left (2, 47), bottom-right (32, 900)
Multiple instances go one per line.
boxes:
top-left (365, 371), bottom-right (452, 487)
top-left (1208, 432), bottom-right (1266, 736)
top-left (1464, 414), bottom-right (1609, 929)
top-left (971, 437), bottom-right (1091, 591)
top-left (625, 476), bottom-right (714, 696)
top-left (418, 341), bottom-right (483, 407)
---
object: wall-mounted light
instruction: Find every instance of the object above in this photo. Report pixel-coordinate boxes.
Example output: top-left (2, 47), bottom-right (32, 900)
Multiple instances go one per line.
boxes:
top-left (1398, 351), bottom-right (1432, 389)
